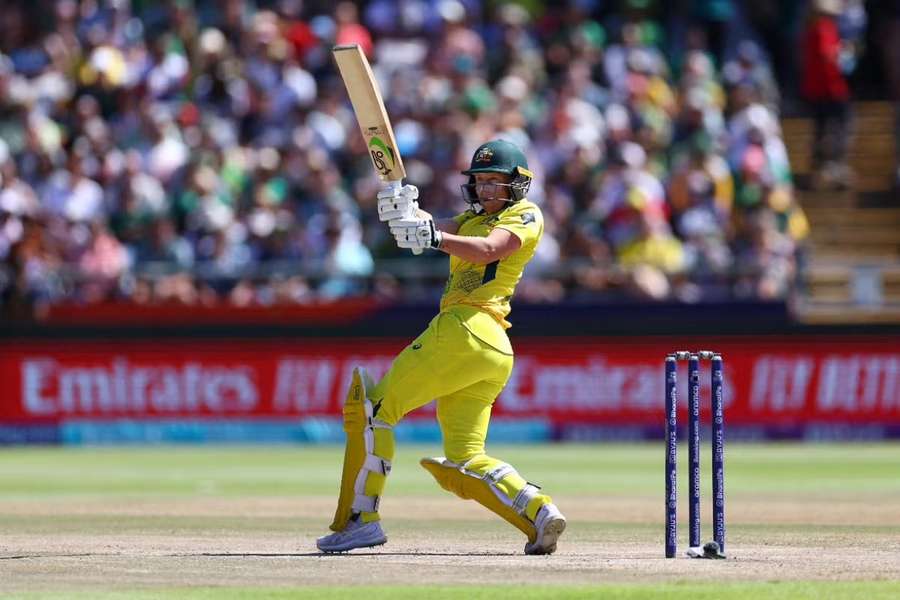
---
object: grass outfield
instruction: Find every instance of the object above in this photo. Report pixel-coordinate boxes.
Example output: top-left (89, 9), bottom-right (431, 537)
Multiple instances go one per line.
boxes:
top-left (6, 582), bottom-right (900, 600)
top-left (1, 443), bottom-right (899, 598)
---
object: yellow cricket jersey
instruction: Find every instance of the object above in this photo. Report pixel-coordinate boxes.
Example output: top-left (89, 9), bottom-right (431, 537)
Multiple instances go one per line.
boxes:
top-left (439, 200), bottom-right (544, 355)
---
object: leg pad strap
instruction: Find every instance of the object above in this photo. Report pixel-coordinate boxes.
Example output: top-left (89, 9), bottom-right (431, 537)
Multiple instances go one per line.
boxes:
top-left (352, 449), bottom-right (392, 514)
top-left (513, 483), bottom-right (541, 514)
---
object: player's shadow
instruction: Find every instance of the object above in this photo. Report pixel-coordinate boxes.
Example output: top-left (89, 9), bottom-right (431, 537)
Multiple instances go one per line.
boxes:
top-left (0, 553), bottom-right (98, 560)
top-left (196, 551), bottom-right (518, 557)
top-left (0, 551), bottom-right (519, 559)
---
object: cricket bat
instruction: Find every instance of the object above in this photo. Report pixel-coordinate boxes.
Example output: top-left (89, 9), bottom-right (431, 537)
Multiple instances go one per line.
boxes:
top-left (332, 44), bottom-right (421, 254)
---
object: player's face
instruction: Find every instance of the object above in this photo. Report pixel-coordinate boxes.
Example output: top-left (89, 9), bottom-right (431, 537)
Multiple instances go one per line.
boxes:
top-left (474, 173), bottom-right (512, 213)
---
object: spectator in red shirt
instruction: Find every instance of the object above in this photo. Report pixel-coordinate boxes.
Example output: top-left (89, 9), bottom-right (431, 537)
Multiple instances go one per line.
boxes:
top-left (334, 2), bottom-right (373, 59)
top-left (800, 0), bottom-right (852, 189)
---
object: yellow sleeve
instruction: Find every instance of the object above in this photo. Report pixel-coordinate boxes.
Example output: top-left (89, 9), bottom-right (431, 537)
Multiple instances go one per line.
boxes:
top-left (493, 202), bottom-right (543, 247)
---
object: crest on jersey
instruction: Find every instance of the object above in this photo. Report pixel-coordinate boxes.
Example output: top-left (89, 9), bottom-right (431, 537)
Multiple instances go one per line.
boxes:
top-left (522, 212), bottom-right (535, 224)
top-left (475, 146), bottom-right (494, 163)
top-left (455, 270), bottom-right (482, 293)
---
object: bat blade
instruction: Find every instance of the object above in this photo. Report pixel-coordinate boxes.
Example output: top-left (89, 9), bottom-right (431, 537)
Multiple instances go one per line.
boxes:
top-left (332, 44), bottom-right (406, 183)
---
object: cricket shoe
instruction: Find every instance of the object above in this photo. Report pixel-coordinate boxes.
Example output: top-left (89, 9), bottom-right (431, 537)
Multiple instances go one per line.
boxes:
top-left (524, 503), bottom-right (566, 555)
top-left (316, 518), bottom-right (387, 553)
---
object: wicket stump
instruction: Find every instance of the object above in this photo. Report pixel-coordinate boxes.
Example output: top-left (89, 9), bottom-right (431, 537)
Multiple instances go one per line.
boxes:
top-left (664, 351), bottom-right (726, 558)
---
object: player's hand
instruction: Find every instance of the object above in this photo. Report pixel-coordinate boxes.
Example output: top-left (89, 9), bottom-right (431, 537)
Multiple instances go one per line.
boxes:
top-left (390, 210), bottom-right (443, 251)
top-left (377, 184), bottom-right (419, 222)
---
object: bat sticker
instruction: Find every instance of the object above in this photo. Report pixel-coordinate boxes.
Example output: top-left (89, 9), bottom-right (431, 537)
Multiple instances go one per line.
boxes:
top-left (369, 136), bottom-right (395, 175)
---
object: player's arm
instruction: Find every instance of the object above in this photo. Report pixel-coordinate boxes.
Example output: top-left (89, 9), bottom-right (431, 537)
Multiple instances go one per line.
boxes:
top-left (437, 228), bottom-right (520, 265)
top-left (390, 206), bottom-right (521, 263)
top-left (435, 219), bottom-right (460, 235)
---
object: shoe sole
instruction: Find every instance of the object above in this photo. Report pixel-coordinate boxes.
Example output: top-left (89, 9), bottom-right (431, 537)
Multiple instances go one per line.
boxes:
top-left (526, 516), bottom-right (566, 555)
top-left (540, 517), bottom-right (566, 554)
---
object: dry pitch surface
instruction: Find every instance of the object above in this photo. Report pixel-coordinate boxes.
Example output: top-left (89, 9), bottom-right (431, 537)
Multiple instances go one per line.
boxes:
top-left (1, 444), bottom-right (899, 597)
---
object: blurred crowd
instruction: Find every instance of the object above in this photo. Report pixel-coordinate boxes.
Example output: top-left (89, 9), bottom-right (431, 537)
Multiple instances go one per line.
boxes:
top-left (0, 0), bottom-right (854, 317)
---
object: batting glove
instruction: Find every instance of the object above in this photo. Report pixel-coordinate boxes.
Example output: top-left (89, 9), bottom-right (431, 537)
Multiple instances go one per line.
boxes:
top-left (390, 210), bottom-right (443, 251)
top-left (377, 184), bottom-right (419, 222)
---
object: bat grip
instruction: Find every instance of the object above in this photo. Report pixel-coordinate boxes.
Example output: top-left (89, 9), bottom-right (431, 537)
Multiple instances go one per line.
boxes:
top-left (387, 180), bottom-right (422, 256)
top-left (386, 180), bottom-right (403, 193)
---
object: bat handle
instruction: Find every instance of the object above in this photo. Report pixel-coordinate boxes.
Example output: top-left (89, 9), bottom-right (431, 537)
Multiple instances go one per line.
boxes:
top-left (386, 180), bottom-right (403, 193)
top-left (387, 180), bottom-right (422, 256)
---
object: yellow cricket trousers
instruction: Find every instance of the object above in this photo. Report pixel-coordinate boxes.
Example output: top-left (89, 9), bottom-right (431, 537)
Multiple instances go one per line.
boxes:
top-left (363, 309), bottom-right (551, 523)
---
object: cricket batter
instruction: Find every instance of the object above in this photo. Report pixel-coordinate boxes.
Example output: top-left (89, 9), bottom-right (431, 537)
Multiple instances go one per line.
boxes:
top-left (316, 140), bottom-right (566, 554)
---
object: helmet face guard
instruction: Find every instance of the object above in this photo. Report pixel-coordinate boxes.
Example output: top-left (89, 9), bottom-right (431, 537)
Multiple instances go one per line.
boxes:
top-left (460, 171), bottom-right (531, 212)
top-left (460, 180), bottom-right (487, 214)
